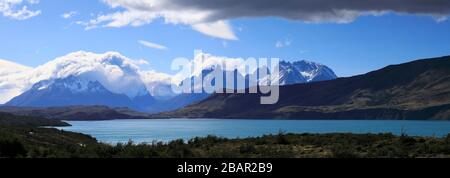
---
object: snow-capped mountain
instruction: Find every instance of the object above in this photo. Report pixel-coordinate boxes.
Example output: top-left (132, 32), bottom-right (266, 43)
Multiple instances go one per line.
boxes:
top-left (2, 51), bottom-right (338, 113)
top-left (155, 60), bottom-right (337, 112)
top-left (6, 76), bottom-right (136, 108)
top-left (291, 60), bottom-right (338, 82)
top-left (274, 61), bottom-right (309, 85)
top-left (275, 60), bottom-right (338, 85)
top-left (182, 59), bottom-right (338, 91)
top-left (259, 60), bottom-right (337, 85)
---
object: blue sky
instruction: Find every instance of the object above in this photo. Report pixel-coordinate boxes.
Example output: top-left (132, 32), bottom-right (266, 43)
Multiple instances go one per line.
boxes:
top-left (1, 0), bottom-right (450, 77)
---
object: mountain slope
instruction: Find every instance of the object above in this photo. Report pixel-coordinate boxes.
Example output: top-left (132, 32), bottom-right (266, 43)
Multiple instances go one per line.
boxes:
top-left (154, 93), bottom-right (211, 112)
top-left (154, 56), bottom-right (450, 120)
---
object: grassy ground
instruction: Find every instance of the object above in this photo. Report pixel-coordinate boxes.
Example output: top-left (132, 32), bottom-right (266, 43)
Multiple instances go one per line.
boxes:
top-left (1, 125), bottom-right (450, 158)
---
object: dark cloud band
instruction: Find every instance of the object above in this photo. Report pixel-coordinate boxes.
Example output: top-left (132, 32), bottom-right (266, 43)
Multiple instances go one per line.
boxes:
top-left (147, 0), bottom-right (450, 22)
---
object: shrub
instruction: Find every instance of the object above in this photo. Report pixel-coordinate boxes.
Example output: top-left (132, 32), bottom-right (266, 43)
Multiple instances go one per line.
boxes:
top-left (399, 135), bottom-right (416, 146)
top-left (0, 139), bottom-right (27, 158)
top-left (239, 144), bottom-right (257, 154)
top-left (330, 144), bottom-right (359, 158)
top-left (276, 131), bottom-right (290, 145)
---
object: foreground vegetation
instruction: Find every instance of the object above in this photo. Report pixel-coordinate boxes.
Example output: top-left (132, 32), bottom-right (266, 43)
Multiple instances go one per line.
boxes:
top-left (2, 125), bottom-right (450, 158)
top-left (2, 111), bottom-right (450, 158)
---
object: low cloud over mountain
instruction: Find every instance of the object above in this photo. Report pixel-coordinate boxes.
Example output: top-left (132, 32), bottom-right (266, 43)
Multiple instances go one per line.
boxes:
top-left (0, 51), bottom-right (162, 103)
top-left (0, 59), bottom-right (33, 103)
top-left (0, 51), bottom-right (337, 113)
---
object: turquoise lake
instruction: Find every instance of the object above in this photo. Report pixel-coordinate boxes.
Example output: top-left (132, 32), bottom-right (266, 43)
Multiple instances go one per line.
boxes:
top-left (55, 119), bottom-right (450, 144)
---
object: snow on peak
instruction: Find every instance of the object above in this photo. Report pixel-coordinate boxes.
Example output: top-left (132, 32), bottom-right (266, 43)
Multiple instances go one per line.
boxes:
top-left (31, 76), bottom-right (110, 94)
top-left (26, 51), bottom-right (148, 98)
top-left (0, 50), bottom-right (338, 104)
top-left (277, 60), bottom-right (337, 84)
top-left (0, 51), bottom-right (171, 103)
top-left (172, 51), bottom-right (248, 84)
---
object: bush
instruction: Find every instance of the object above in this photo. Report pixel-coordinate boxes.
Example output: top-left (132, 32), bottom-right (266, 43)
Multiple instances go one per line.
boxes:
top-left (2, 125), bottom-right (450, 158)
top-left (239, 144), bottom-right (257, 154)
top-left (400, 135), bottom-right (416, 146)
top-left (0, 139), bottom-right (27, 158)
top-left (276, 131), bottom-right (290, 145)
top-left (330, 144), bottom-right (359, 158)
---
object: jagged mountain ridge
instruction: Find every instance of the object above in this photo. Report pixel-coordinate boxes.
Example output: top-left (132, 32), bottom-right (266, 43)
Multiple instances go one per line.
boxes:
top-left (153, 56), bottom-right (450, 120)
top-left (274, 60), bottom-right (337, 84)
top-left (5, 59), bottom-right (338, 113)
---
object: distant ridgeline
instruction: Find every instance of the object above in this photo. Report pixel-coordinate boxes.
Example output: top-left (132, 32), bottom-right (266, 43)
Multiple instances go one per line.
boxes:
top-left (0, 112), bottom-right (69, 127)
top-left (154, 56), bottom-right (450, 120)
top-left (0, 106), bottom-right (153, 121)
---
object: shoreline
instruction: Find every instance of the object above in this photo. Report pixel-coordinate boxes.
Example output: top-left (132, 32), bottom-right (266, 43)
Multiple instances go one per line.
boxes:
top-left (53, 119), bottom-right (450, 145)
top-left (2, 127), bottom-right (450, 158)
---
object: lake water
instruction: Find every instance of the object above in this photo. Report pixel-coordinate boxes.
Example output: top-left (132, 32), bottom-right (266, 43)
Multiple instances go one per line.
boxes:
top-left (55, 119), bottom-right (450, 144)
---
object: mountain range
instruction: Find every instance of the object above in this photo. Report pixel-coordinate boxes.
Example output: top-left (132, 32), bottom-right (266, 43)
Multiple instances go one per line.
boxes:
top-left (4, 58), bottom-right (337, 113)
top-left (154, 56), bottom-right (450, 120)
top-left (1, 55), bottom-right (449, 120)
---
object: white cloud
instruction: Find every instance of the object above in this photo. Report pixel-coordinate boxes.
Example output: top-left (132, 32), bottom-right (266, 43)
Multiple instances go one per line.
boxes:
top-left (61, 11), bottom-right (77, 19)
top-left (0, 51), bottom-right (173, 103)
top-left (192, 21), bottom-right (237, 40)
top-left (434, 15), bottom-right (448, 23)
top-left (0, 59), bottom-right (33, 103)
top-left (222, 41), bottom-right (228, 48)
top-left (130, 58), bottom-right (150, 65)
top-left (75, 0), bottom-right (450, 40)
top-left (77, 0), bottom-right (238, 40)
top-left (172, 51), bottom-right (249, 84)
top-left (0, 59), bottom-right (32, 76)
top-left (140, 70), bottom-right (172, 85)
top-left (0, 50), bottom-right (279, 103)
top-left (299, 50), bottom-right (309, 54)
top-left (275, 38), bottom-right (292, 48)
top-left (0, 0), bottom-right (41, 20)
top-left (138, 40), bottom-right (168, 50)
top-left (139, 70), bottom-right (176, 97)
